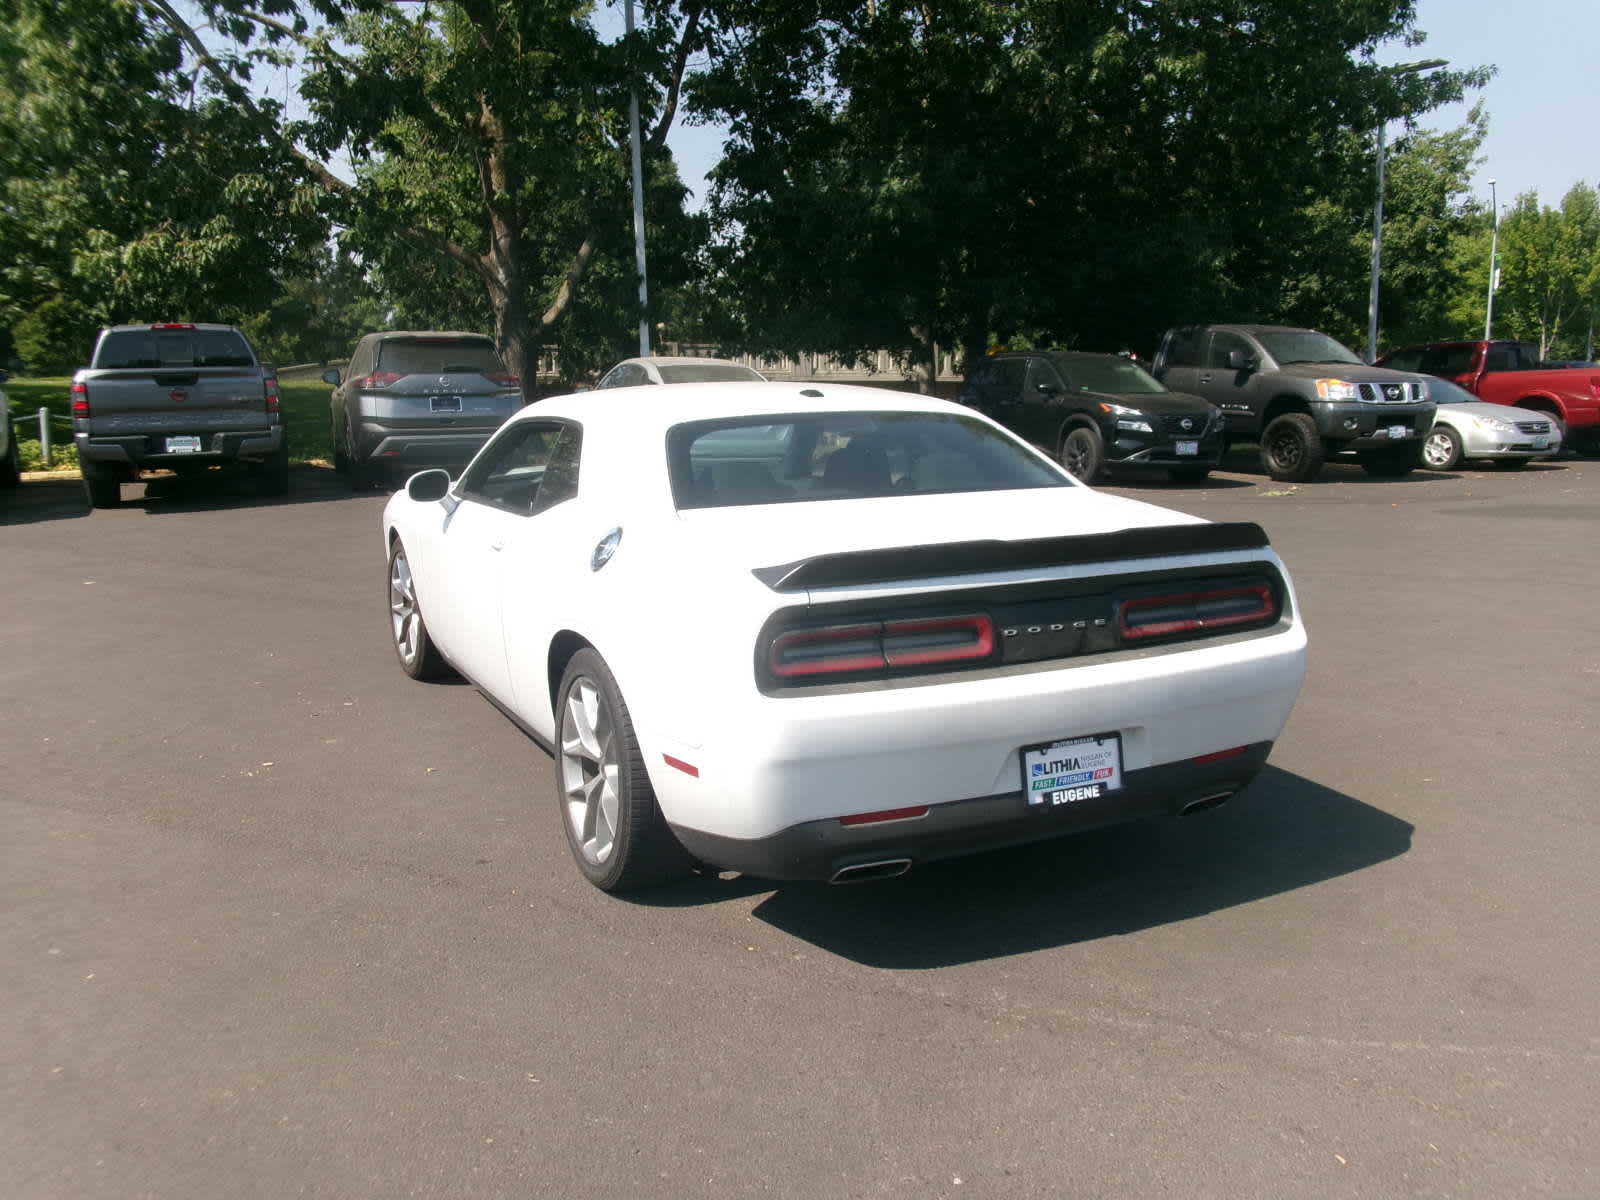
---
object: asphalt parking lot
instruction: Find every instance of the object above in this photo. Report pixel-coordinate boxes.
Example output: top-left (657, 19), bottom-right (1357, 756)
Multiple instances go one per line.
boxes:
top-left (4, 451), bottom-right (1598, 1198)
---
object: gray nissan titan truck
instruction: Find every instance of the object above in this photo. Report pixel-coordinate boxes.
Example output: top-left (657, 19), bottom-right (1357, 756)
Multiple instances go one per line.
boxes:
top-left (1150, 324), bottom-right (1435, 481)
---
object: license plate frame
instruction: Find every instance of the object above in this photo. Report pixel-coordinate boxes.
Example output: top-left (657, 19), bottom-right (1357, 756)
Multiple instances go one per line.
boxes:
top-left (165, 435), bottom-right (202, 454)
top-left (1022, 732), bottom-right (1123, 810)
top-left (1386, 424), bottom-right (1408, 439)
top-left (430, 395), bottom-right (462, 413)
top-left (1175, 439), bottom-right (1199, 456)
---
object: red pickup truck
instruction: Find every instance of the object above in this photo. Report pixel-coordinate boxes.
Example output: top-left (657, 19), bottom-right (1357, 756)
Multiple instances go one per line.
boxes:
top-left (1376, 340), bottom-right (1600, 452)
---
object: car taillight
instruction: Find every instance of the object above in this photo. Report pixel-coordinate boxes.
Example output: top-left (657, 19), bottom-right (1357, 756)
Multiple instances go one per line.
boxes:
top-left (767, 614), bottom-right (994, 679)
top-left (71, 381), bottom-right (89, 418)
top-left (150, 322), bottom-right (195, 330)
top-left (1118, 584), bottom-right (1275, 641)
top-left (487, 372), bottom-right (520, 388)
top-left (359, 371), bottom-right (405, 389)
top-left (264, 378), bottom-right (281, 413)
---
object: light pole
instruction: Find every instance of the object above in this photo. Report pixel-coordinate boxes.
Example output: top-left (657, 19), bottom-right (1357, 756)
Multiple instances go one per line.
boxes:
top-left (1483, 178), bottom-right (1499, 340)
top-left (625, 0), bottom-right (650, 357)
top-left (1367, 58), bottom-right (1448, 363)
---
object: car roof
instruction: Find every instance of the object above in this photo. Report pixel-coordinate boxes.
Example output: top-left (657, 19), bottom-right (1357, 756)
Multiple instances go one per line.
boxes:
top-left (986, 350), bottom-right (1134, 362)
top-left (107, 323), bottom-right (238, 332)
top-left (521, 381), bottom-right (969, 440)
top-left (612, 356), bottom-right (750, 367)
top-left (367, 330), bottom-right (494, 341)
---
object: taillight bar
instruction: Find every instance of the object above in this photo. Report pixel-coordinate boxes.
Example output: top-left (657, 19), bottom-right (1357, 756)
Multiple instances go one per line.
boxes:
top-left (359, 371), bottom-right (405, 389)
top-left (264, 378), bottom-right (281, 413)
top-left (150, 322), bottom-right (195, 329)
top-left (839, 805), bottom-right (929, 826)
top-left (71, 381), bottom-right (89, 418)
top-left (1118, 584), bottom-right (1275, 641)
top-left (487, 372), bottom-right (521, 388)
top-left (768, 614), bottom-right (994, 679)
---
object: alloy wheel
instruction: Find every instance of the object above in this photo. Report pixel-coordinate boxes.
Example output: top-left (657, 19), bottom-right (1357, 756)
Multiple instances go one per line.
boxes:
top-left (1422, 431), bottom-right (1456, 469)
top-left (560, 678), bottom-right (620, 866)
top-left (389, 549), bottom-right (420, 665)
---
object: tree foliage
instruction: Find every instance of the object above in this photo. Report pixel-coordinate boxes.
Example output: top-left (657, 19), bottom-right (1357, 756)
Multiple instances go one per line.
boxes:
top-left (691, 0), bottom-right (1487, 380)
top-left (1491, 184), bottom-right (1600, 359)
top-left (0, 0), bottom-right (329, 367)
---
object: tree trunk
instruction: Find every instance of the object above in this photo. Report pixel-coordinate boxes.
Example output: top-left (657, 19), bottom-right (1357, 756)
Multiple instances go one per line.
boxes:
top-left (960, 312), bottom-right (989, 381)
top-left (908, 324), bottom-right (937, 394)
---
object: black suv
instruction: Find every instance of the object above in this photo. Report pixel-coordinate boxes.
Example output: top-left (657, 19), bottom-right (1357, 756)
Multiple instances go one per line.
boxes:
top-left (960, 351), bottom-right (1223, 483)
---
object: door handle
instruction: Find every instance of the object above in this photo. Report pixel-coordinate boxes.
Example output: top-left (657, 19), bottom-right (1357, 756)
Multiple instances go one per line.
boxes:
top-left (490, 539), bottom-right (504, 552)
top-left (1199, 374), bottom-right (1213, 384)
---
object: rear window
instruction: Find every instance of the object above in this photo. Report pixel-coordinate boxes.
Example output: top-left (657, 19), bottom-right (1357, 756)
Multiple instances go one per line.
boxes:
top-left (96, 329), bottom-right (255, 369)
top-left (656, 363), bottom-right (764, 384)
top-left (376, 338), bottom-right (503, 375)
top-left (668, 411), bottom-right (1069, 509)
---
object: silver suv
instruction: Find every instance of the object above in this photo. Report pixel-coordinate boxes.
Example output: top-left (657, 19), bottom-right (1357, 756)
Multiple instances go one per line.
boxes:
top-left (325, 331), bottom-right (524, 489)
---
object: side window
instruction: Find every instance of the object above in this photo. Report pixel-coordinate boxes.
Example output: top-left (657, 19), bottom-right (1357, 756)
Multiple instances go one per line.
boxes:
top-left (1422, 346), bottom-right (1474, 375)
top-left (348, 338), bottom-right (373, 380)
top-left (1510, 344), bottom-right (1542, 370)
top-left (459, 422), bottom-right (563, 514)
top-left (531, 425), bottom-right (582, 514)
top-left (1384, 349), bottom-right (1423, 372)
top-left (1207, 331), bottom-right (1251, 368)
top-left (1484, 345), bottom-right (1513, 372)
top-left (994, 357), bottom-right (1027, 399)
top-left (597, 365), bottom-right (624, 389)
top-left (1025, 358), bottom-right (1063, 395)
top-left (1163, 328), bottom-right (1203, 368)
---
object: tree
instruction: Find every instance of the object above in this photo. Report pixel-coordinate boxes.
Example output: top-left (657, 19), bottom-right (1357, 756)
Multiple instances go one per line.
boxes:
top-left (690, 0), bottom-right (1486, 381)
top-left (137, 0), bottom-right (709, 388)
top-left (0, 0), bottom-right (329, 356)
top-left (1493, 184), bottom-right (1600, 360)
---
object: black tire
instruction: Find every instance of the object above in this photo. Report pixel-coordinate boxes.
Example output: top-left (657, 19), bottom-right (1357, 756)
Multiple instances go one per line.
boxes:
top-left (1418, 424), bottom-right (1463, 471)
top-left (255, 441), bottom-right (290, 497)
top-left (1167, 465), bottom-right (1211, 484)
top-left (1496, 457), bottom-right (1531, 470)
top-left (332, 419), bottom-right (350, 475)
top-left (1359, 446), bottom-right (1417, 477)
top-left (554, 648), bottom-right (695, 892)
top-left (1260, 413), bottom-right (1325, 482)
top-left (347, 419), bottom-right (378, 491)
top-left (80, 458), bottom-right (121, 508)
top-left (0, 420), bottom-right (19, 488)
top-left (1059, 424), bottom-right (1105, 483)
top-left (387, 539), bottom-right (451, 681)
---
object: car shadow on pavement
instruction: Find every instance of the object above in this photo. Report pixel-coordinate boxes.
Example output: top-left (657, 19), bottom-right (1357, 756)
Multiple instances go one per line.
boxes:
top-left (728, 767), bottom-right (1412, 969)
top-left (2, 466), bottom-right (384, 524)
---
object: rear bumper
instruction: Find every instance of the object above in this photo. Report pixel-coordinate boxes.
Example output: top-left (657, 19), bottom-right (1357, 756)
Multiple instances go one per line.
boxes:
top-left (670, 742), bottom-right (1272, 881)
top-left (356, 426), bottom-right (497, 468)
top-left (76, 427), bottom-right (283, 466)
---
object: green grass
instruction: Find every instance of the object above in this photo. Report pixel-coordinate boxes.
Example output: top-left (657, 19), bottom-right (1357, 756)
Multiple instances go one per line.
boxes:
top-left (4, 375), bottom-right (334, 466)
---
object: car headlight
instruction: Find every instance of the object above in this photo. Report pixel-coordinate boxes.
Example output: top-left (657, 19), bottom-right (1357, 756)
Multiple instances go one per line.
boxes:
top-left (1314, 379), bottom-right (1360, 402)
top-left (1478, 416), bottom-right (1516, 434)
top-left (1098, 401), bottom-right (1153, 433)
top-left (1116, 419), bottom-right (1153, 433)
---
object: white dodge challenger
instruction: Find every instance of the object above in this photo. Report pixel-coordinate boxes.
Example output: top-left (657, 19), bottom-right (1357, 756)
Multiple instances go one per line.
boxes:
top-left (382, 383), bottom-right (1307, 891)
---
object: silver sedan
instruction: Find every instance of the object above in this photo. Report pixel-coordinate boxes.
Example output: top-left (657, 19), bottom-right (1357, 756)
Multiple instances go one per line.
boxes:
top-left (1419, 378), bottom-right (1561, 470)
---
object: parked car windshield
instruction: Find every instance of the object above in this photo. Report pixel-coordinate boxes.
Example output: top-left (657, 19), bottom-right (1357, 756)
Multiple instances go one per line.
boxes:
top-left (656, 363), bottom-right (765, 384)
top-left (669, 411), bottom-right (1069, 509)
top-left (1428, 378), bottom-right (1477, 405)
top-left (95, 329), bottom-right (255, 369)
top-left (1255, 331), bottom-right (1363, 366)
top-left (1059, 356), bottom-right (1166, 395)
top-left (376, 338), bottom-right (503, 375)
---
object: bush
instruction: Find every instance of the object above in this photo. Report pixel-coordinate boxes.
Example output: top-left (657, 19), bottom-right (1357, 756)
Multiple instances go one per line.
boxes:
top-left (17, 437), bottom-right (78, 472)
top-left (14, 297), bottom-right (100, 374)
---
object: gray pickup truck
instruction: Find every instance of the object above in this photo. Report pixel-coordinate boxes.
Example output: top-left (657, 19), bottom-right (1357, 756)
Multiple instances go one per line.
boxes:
top-left (1150, 324), bottom-right (1435, 481)
top-left (72, 323), bottom-right (288, 508)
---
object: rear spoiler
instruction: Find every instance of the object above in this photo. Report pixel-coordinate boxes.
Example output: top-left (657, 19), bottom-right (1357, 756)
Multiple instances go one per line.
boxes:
top-left (752, 522), bottom-right (1271, 593)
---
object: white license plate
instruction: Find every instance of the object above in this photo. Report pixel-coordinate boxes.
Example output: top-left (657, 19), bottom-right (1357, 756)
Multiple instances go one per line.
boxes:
top-left (1532, 439), bottom-right (1549, 449)
top-left (1176, 440), bottom-right (1199, 456)
top-left (1386, 425), bottom-right (1408, 439)
top-left (1023, 733), bottom-right (1123, 808)
top-left (165, 435), bottom-right (202, 453)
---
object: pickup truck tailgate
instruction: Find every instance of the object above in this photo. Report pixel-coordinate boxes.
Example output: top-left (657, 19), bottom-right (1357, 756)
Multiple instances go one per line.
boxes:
top-left (79, 368), bottom-right (271, 435)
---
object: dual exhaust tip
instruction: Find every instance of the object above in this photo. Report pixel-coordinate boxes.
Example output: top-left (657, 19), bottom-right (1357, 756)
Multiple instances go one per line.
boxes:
top-left (827, 790), bottom-right (1237, 884)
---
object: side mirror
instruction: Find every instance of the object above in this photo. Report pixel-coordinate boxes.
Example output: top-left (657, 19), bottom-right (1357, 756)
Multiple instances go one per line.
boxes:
top-left (1226, 349), bottom-right (1257, 372)
top-left (1035, 382), bottom-right (1059, 395)
top-left (321, 369), bottom-right (342, 386)
top-left (406, 468), bottom-right (452, 503)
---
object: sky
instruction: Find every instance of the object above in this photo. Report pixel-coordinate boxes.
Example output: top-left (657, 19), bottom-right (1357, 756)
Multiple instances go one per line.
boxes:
top-left (599, 0), bottom-right (1600, 216)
